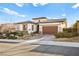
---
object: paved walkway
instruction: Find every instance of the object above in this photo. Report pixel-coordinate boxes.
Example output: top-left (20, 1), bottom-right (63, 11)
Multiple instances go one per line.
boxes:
top-left (40, 35), bottom-right (55, 41)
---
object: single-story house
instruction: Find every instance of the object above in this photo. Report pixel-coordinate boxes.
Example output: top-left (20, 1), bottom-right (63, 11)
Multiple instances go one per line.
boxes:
top-left (16, 17), bottom-right (67, 34)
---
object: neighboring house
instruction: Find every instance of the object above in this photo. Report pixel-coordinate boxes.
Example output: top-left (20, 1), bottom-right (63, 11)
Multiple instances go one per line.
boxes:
top-left (0, 23), bottom-right (16, 32)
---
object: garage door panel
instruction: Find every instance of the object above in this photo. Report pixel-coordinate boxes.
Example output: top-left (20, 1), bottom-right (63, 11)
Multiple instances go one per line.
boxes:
top-left (43, 26), bottom-right (58, 34)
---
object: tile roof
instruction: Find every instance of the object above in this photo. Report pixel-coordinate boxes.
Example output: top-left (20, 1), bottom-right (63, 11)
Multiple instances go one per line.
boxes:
top-left (16, 21), bottom-right (37, 24)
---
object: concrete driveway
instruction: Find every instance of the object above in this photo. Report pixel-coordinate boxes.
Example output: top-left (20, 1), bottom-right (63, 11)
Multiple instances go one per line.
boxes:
top-left (39, 35), bottom-right (55, 41)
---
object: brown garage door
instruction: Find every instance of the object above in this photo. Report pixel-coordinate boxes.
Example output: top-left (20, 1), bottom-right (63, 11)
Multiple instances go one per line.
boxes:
top-left (43, 26), bottom-right (58, 34)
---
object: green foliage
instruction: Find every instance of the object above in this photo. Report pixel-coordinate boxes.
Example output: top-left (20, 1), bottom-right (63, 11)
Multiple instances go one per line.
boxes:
top-left (63, 28), bottom-right (71, 32)
top-left (7, 36), bottom-right (17, 39)
top-left (63, 28), bottom-right (77, 33)
top-left (0, 31), bottom-right (28, 39)
top-left (72, 22), bottom-right (77, 29)
top-left (55, 32), bottom-right (78, 38)
top-left (16, 31), bottom-right (28, 36)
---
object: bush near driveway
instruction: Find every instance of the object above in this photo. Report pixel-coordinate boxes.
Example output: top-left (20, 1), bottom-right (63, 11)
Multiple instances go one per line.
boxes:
top-left (63, 28), bottom-right (77, 33)
top-left (7, 36), bottom-right (17, 39)
top-left (0, 31), bottom-right (28, 39)
top-left (16, 31), bottom-right (28, 36)
top-left (55, 32), bottom-right (79, 38)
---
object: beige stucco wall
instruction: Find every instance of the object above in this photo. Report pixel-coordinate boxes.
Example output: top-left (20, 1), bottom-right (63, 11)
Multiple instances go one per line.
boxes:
top-left (15, 23), bottom-right (37, 34)
top-left (61, 22), bottom-right (67, 28)
top-left (27, 23), bottom-right (37, 34)
top-left (39, 22), bottom-right (64, 34)
top-left (15, 24), bottom-right (23, 31)
top-left (39, 26), bottom-right (43, 34)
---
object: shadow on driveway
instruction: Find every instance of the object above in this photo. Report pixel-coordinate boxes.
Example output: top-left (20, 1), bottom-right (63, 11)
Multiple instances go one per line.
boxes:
top-left (31, 45), bottom-right (79, 56)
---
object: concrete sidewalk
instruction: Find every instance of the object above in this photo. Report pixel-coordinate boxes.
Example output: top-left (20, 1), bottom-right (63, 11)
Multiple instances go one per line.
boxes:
top-left (0, 37), bottom-right (44, 43)
top-left (31, 41), bottom-right (79, 48)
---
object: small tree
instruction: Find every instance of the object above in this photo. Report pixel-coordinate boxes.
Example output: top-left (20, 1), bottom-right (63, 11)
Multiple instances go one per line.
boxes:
top-left (72, 22), bottom-right (77, 32)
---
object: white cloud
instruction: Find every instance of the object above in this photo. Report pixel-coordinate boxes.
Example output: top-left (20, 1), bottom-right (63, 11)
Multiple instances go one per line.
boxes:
top-left (40, 3), bottom-right (48, 6)
top-left (52, 18), bottom-right (58, 19)
top-left (15, 3), bottom-right (48, 7)
top-left (62, 13), bottom-right (66, 17)
top-left (0, 8), bottom-right (26, 17)
top-left (72, 3), bottom-right (79, 8)
top-left (32, 3), bottom-right (39, 7)
top-left (16, 3), bottom-right (25, 7)
top-left (32, 3), bottom-right (48, 7)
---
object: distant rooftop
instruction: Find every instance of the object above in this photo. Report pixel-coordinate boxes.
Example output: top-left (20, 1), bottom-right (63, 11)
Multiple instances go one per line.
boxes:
top-left (49, 18), bottom-right (66, 21)
top-left (32, 17), bottom-right (47, 20)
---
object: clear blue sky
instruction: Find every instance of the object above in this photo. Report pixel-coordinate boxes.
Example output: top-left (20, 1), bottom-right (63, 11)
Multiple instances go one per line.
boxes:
top-left (0, 3), bottom-right (79, 27)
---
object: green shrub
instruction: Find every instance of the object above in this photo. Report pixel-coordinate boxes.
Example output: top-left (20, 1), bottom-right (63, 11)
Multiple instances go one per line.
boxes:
top-left (0, 31), bottom-right (28, 39)
top-left (7, 36), bottom-right (17, 39)
top-left (16, 31), bottom-right (28, 36)
top-left (55, 32), bottom-right (78, 38)
top-left (0, 36), bottom-right (6, 39)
